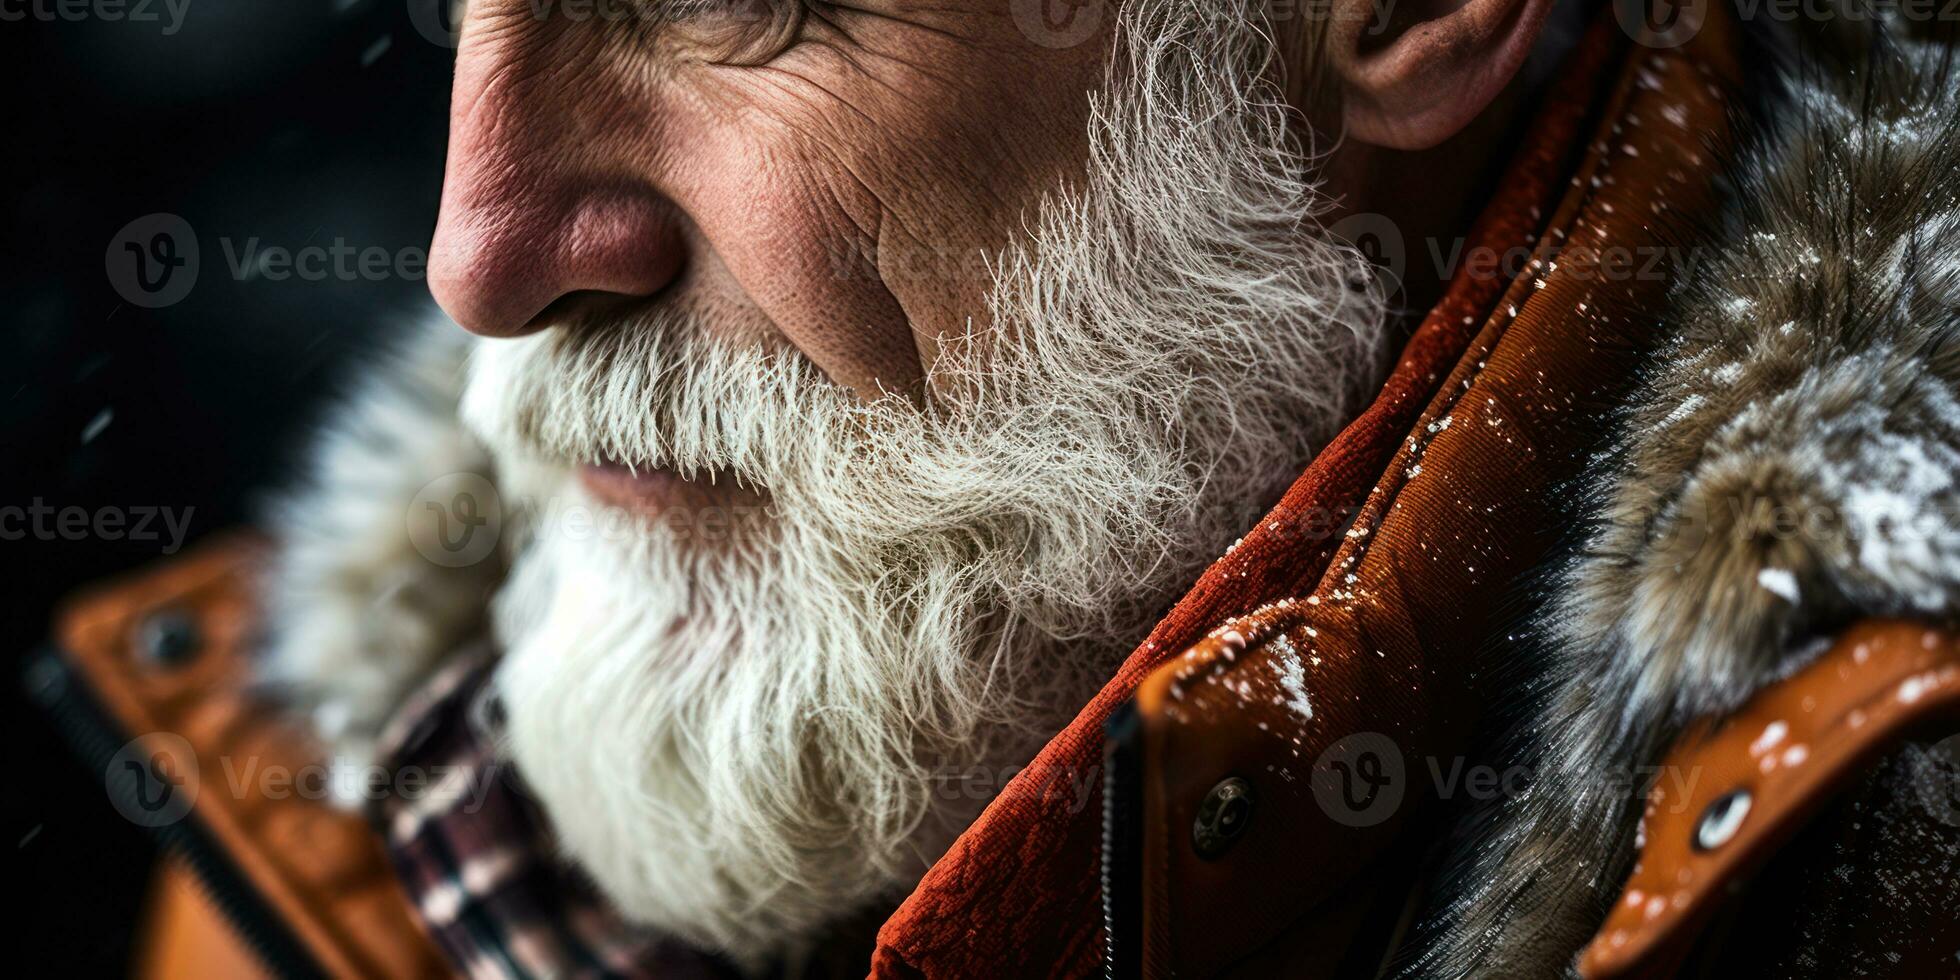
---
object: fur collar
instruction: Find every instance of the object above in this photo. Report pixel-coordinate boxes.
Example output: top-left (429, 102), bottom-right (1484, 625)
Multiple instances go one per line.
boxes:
top-left (1406, 15), bottom-right (1960, 976)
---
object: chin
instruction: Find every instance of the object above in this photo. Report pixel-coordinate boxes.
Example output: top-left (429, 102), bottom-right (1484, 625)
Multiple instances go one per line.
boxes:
top-left (485, 482), bottom-right (1074, 968)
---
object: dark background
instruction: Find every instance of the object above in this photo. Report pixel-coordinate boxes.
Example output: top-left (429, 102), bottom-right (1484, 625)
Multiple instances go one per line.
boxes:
top-left (4, 1), bottom-right (456, 971)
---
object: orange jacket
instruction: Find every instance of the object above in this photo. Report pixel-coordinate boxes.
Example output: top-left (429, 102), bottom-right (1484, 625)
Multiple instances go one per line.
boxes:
top-left (35, 4), bottom-right (1960, 977)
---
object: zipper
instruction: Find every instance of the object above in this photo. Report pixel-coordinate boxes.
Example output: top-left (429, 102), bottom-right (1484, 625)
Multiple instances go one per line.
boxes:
top-left (1101, 701), bottom-right (1144, 980)
top-left (24, 645), bottom-right (327, 980)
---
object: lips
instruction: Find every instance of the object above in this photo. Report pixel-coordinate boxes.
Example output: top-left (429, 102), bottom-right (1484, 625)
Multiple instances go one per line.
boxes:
top-left (576, 460), bottom-right (762, 517)
top-left (578, 462), bottom-right (688, 512)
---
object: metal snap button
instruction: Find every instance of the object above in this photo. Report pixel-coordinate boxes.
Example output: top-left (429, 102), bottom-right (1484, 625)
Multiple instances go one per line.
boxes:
top-left (1694, 789), bottom-right (1752, 851)
top-left (137, 609), bottom-right (200, 668)
top-left (1193, 776), bottom-right (1255, 859)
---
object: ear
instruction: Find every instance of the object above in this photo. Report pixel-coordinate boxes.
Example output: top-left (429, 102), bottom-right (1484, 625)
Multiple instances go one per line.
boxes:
top-left (1329, 0), bottom-right (1557, 150)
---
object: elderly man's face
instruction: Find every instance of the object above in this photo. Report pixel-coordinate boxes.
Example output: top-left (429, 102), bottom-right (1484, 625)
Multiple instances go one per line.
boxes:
top-left (432, 0), bottom-right (1553, 965)
top-left (430, 1), bottom-right (1109, 397)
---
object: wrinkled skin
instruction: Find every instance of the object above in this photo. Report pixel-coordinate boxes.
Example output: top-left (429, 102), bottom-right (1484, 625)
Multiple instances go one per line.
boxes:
top-left (430, 1), bottom-right (1113, 397)
top-left (430, 0), bottom-right (1555, 402)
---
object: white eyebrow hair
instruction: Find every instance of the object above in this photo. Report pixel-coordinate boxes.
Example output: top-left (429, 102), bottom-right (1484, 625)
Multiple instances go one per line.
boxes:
top-left (455, 0), bottom-right (757, 24)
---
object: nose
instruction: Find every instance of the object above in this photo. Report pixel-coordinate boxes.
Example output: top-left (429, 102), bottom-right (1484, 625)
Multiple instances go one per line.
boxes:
top-left (427, 24), bottom-right (685, 337)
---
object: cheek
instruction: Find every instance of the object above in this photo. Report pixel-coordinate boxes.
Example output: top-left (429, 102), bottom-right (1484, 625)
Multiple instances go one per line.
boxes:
top-left (787, 51), bottom-right (1101, 336)
top-left (643, 24), bottom-right (1104, 393)
top-left (685, 141), bottom-right (924, 397)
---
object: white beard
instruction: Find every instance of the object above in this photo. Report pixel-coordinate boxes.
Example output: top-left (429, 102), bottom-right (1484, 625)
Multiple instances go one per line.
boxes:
top-left (460, 0), bottom-right (1385, 966)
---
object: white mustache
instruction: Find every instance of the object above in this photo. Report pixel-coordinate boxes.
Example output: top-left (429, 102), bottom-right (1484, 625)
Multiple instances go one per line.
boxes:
top-left (463, 313), bottom-right (848, 491)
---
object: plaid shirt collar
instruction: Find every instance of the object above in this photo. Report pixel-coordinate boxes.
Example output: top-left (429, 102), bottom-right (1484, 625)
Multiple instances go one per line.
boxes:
top-left (368, 644), bottom-right (738, 980)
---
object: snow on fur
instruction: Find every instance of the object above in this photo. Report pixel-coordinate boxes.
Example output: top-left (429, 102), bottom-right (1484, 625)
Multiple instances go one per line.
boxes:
top-left (1410, 16), bottom-right (1960, 976)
